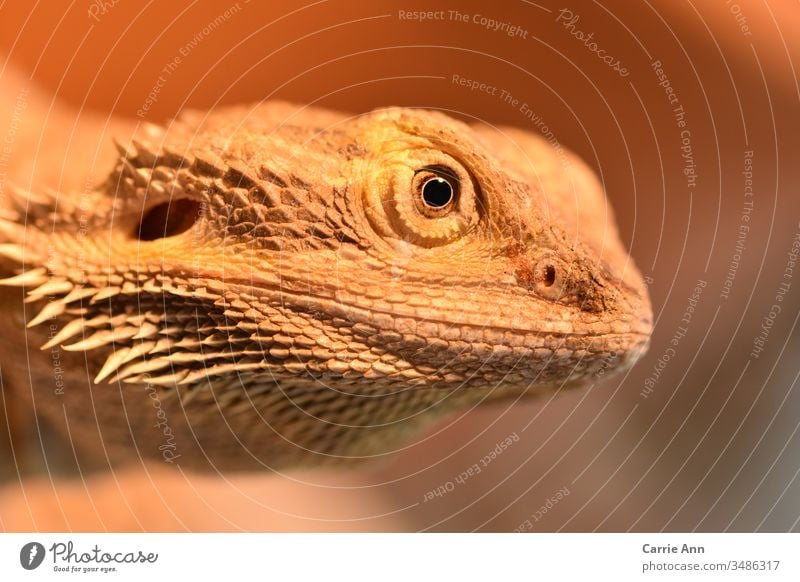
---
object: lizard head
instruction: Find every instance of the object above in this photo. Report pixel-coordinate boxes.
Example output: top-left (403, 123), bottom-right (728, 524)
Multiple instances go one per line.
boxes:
top-left (0, 103), bottom-right (651, 469)
top-left (347, 108), bottom-right (652, 389)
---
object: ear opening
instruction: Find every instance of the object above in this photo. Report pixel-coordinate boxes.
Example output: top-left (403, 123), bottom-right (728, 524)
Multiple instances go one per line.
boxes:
top-left (134, 198), bottom-right (202, 241)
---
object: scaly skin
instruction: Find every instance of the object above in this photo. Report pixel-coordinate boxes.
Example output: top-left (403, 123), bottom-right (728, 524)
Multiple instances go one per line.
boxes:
top-left (0, 102), bottom-right (651, 471)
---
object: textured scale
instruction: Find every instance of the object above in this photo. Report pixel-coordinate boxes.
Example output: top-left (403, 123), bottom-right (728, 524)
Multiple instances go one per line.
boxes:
top-left (0, 102), bottom-right (652, 470)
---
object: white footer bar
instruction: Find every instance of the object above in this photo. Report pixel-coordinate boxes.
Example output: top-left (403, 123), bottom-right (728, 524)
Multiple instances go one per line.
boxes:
top-left (1, 533), bottom-right (797, 580)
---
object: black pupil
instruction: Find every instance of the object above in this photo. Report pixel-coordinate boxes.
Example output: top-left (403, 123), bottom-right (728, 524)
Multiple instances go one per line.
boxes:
top-left (421, 177), bottom-right (453, 208)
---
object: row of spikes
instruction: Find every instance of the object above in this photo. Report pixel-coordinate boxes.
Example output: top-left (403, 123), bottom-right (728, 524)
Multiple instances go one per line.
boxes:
top-left (111, 135), bottom-right (233, 183)
top-left (0, 182), bottom-right (63, 226)
top-left (0, 268), bottom-right (266, 386)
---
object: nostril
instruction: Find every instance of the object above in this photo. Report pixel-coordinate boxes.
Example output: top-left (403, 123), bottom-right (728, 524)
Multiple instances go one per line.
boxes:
top-left (542, 264), bottom-right (556, 287)
top-left (530, 257), bottom-right (566, 301)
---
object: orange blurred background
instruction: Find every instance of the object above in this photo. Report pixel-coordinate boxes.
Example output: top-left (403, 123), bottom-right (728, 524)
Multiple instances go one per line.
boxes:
top-left (0, 0), bottom-right (798, 531)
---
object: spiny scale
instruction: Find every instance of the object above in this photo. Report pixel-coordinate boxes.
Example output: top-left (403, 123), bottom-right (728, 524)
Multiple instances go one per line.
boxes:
top-left (11, 264), bottom-right (262, 393)
top-left (0, 243), bottom-right (27, 264)
top-left (0, 268), bottom-right (48, 288)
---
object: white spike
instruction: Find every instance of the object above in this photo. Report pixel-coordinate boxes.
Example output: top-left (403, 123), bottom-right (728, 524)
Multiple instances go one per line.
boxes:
top-left (94, 347), bottom-right (132, 383)
top-left (201, 334), bottom-right (232, 347)
top-left (81, 313), bottom-right (111, 328)
top-left (126, 370), bottom-right (188, 387)
top-left (62, 331), bottom-right (113, 352)
top-left (0, 244), bottom-right (26, 264)
top-left (113, 138), bottom-right (135, 159)
top-left (0, 218), bottom-right (25, 240)
top-left (136, 168), bottom-right (152, 183)
top-left (41, 187), bottom-right (60, 201)
top-left (122, 341), bottom-right (158, 364)
top-left (90, 286), bottom-right (122, 303)
top-left (179, 363), bottom-right (263, 385)
top-left (119, 158), bottom-right (145, 185)
top-left (0, 206), bottom-right (20, 221)
top-left (110, 356), bottom-right (172, 382)
top-left (7, 183), bottom-right (52, 205)
top-left (27, 300), bottom-right (66, 327)
top-left (148, 181), bottom-right (166, 196)
top-left (165, 351), bottom-right (230, 364)
top-left (61, 287), bottom-right (98, 305)
top-left (62, 326), bottom-right (138, 352)
top-left (28, 279), bottom-right (74, 298)
top-left (92, 341), bottom-right (159, 383)
top-left (146, 337), bottom-right (176, 356)
top-left (0, 268), bottom-right (48, 288)
top-left (178, 369), bottom-right (211, 386)
top-left (132, 321), bottom-right (160, 340)
top-left (141, 279), bottom-right (162, 294)
top-left (173, 337), bottom-right (203, 350)
top-left (40, 317), bottom-right (89, 350)
top-left (120, 313), bottom-right (147, 327)
top-left (165, 351), bottom-right (205, 363)
top-left (152, 167), bottom-right (175, 182)
top-left (132, 140), bottom-right (158, 164)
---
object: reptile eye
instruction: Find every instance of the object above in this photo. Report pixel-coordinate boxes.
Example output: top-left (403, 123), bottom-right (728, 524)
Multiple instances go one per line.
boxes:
top-left (362, 151), bottom-right (480, 248)
top-left (421, 177), bottom-right (453, 208)
top-left (413, 166), bottom-right (459, 218)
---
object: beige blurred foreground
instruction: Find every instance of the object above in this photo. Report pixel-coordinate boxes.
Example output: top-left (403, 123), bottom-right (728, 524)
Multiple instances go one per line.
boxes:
top-left (0, 467), bottom-right (405, 531)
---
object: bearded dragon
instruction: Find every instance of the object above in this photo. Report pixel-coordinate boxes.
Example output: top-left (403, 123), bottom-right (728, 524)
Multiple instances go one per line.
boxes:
top-left (0, 99), bottom-right (652, 471)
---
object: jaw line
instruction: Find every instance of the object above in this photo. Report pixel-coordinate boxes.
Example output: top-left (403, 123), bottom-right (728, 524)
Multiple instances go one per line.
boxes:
top-left (215, 275), bottom-right (651, 341)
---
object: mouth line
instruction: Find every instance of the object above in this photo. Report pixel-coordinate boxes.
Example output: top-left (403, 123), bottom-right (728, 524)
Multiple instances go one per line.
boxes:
top-left (218, 276), bottom-right (652, 342)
